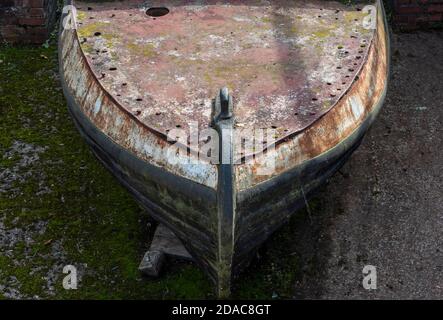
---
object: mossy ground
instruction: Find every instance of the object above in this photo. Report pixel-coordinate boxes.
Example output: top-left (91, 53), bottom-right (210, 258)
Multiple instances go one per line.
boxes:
top-left (0, 37), bottom-right (320, 299)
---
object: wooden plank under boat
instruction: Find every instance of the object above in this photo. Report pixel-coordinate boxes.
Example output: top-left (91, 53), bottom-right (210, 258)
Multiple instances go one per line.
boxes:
top-left (59, 0), bottom-right (390, 297)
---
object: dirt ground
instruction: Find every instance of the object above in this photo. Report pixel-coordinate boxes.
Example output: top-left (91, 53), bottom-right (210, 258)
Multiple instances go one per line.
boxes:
top-left (0, 29), bottom-right (441, 299)
top-left (289, 30), bottom-right (443, 299)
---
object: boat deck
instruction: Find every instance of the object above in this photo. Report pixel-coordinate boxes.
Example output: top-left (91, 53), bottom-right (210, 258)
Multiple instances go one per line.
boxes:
top-left (75, 0), bottom-right (374, 140)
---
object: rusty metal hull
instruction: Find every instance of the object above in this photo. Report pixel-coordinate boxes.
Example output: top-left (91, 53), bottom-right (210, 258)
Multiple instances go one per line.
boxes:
top-left (59, 0), bottom-right (389, 297)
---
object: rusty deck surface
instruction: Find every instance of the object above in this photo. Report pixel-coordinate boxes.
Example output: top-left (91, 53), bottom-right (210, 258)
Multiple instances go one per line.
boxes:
top-left (75, 0), bottom-right (374, 142)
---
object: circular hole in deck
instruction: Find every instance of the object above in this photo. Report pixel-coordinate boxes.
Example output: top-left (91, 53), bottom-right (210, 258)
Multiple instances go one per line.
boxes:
top-left (146, 7), bottom-right (170, 17)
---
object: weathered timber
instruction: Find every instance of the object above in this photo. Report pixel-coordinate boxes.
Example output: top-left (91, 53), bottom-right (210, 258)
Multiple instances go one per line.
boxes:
top-left (59, 0), bottom-right (390, 296)
top-left (139, 224), bottom-right (193, 277)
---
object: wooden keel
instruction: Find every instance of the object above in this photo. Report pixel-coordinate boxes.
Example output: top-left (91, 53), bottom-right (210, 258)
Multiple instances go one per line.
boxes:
top-left (213, 88), bottom-right (236, 297)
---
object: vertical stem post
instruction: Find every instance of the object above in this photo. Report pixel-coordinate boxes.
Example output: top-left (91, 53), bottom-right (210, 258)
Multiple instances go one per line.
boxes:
top-left (213, 87), bottom-right (235, 298)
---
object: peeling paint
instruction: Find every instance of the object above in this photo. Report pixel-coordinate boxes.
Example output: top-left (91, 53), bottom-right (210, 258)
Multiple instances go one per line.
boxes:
top-left (93, 95), bottom-right (102, 116)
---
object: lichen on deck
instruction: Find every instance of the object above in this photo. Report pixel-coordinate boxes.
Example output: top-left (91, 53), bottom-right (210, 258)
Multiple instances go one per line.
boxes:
top-left (75, 0), bottom-right (374, 141)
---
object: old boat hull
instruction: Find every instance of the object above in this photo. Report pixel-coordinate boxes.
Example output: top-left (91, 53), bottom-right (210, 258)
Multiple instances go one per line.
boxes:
top-left (59, 0), bottom-right (390, 296)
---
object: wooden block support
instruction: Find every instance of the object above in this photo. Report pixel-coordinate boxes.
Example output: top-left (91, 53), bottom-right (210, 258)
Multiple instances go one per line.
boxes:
top-left (139, 224), bottom-right (193, 277)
